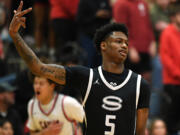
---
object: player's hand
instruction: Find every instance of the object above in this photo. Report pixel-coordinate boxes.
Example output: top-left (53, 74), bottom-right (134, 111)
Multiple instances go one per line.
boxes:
top-left (129, 47), bottom-right (140, 63)
top-left (149, 41), bottom-right (157, 58)
top-left (42, 122), bottom-right (63, 135)
top-left (9, 1), bottom-right (32, 36)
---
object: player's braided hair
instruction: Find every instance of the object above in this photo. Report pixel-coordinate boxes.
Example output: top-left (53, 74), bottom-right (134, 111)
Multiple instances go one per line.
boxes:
top-left (93, 23), bottom-right (128, 54)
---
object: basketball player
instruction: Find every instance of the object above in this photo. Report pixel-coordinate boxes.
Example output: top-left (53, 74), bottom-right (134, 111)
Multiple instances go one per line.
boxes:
top-left (9, 1), bottom-right (150, 135)
top-left (27, 75), bottom-right (84, 135)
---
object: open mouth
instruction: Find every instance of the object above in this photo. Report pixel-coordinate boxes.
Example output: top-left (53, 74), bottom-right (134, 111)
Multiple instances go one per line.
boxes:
top-left (36, 91), bottom-right (40, 96)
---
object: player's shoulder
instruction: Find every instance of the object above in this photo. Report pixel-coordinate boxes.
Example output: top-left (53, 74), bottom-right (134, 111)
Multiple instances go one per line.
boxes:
top-left (63, 95), bottom-right (80, 105)
top-left (28, 97), bottom-right (36, 108)
top-left (129, 70), bottom-right (149, 85)
top-left (65, 65), bottom-right (90, 73)
top-left (127, 69), bottom-right (139, 79)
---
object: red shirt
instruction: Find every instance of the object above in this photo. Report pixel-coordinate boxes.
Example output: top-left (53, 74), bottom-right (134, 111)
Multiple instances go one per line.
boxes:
top-left (113, 0), bottom-right (154, 53)
top-left (50, 0), bottom-right (79, 20)
top-left (160, 24), bottom-right (180, 85)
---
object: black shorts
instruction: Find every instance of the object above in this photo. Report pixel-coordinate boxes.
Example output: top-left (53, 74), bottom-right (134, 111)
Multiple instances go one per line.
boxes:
top-left (125, 52), bottom-right (152, 73)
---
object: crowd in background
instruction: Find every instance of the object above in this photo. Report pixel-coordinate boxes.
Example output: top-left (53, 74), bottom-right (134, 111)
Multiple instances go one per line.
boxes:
top-left (0, 0), bottom-right (180, 135)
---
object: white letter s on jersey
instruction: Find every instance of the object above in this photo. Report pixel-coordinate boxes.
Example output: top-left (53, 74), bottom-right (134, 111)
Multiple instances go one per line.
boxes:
top-left (102, 96), bottom-right (123, 111)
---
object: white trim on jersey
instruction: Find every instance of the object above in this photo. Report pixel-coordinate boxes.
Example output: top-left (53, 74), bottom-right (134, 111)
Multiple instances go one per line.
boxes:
top-left (98, 66), bottom-right (132, 91)
top-left (62, 96), bottom-right (74, 122)
top-left (134, 74), bottom-right (142, 135)
top-left (82, 68), bottom-right (93, 106)
top-left (136, 75), bottom-right (141, 109)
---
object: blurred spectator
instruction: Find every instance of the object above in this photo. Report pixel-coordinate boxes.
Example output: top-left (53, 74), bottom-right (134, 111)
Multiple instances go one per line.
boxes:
top-left (145, 0), bottom-right (155, 8)
top-left (57, 42), bottom-right (86, 66)
top-left (0, 118), bottom-right (14, 135)
top-left (0, 59), bottom-right (7, 77)
top-left (0, 0), bottom-right (11, 24)
top-left (159, 2), bottom-right (180, 134)
top-left (57, 43), bottom-right (86, 103)
top-left (76, 0), bottom-right (112, 67)
top-left (49, 0), bottom-right (79, 60)
top-left (33, 0), bottom-right (55, 59)
top-left (113, 0), bottom-right (156, 82)
top-left (33, 0), bottom-right (49, 50)
top-left (150, 0), bottom-right (170, 43)
top-left (149, 0), bottom-right (170, 118)
top-left (0, 82), bottom-right (23, 135)
top-left (149, 118), bottom-right (168, 135)
top-left (0, 5), bottom-right (6, 59)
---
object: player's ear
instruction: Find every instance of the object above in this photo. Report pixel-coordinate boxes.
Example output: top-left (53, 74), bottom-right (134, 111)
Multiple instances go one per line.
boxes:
top-left (51, 83), bottom-right (56, 90)
top-left (100, 41), bottom-right (107, 51)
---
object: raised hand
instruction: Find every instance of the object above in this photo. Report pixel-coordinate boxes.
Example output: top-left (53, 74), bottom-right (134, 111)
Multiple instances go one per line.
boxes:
top-left (8, 0), bottom-right (66, 86)
top-left (9, 1), bottom-right (32, 35)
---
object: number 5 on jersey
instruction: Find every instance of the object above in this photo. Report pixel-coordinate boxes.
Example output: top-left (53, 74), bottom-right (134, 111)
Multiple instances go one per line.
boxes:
top-left (105, 115), bottom-right (116, 135)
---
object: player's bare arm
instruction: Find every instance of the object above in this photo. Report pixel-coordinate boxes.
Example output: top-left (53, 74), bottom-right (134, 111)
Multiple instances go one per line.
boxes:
top-left (9, 1), bottom-right (66, 85)
top-left (136, 108), bottom-right (149, 135)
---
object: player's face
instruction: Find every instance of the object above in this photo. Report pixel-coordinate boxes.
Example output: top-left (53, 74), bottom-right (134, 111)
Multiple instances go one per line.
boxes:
top-left (102, 31), bottom-right (128, 63)
top-left (33, 77), bottom-right (55, 104)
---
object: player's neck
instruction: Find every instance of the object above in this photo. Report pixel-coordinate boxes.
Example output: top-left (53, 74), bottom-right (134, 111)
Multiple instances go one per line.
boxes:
top-left (40, 93), bottom-right (55, 105)
top-left (102, 62), bottom-right (124, 74)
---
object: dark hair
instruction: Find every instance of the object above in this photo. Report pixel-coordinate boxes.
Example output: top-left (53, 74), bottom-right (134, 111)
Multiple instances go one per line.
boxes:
top-left (0, 118), bottom-right (13, 127)
top-left (57, 42), bottom-right (85, 65)
top-left (168, 1), bottom-right (180, 16)
top-left (93, 23), bottom-right (128, 53)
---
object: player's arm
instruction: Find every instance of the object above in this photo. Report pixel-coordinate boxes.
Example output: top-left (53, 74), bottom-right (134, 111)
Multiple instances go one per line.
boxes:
top-left (136, 108), bottom-right (149, 135)
top-left (9, 1), bottom-right (66, 85)
top-left (136, 79), bottom-right (150, 135)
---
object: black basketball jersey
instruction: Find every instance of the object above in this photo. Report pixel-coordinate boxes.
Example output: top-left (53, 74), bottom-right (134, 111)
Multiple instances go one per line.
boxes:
top-left (65, 65), bottom-right (150, 135)
top-left (82, 66), bottom-right (141, 135)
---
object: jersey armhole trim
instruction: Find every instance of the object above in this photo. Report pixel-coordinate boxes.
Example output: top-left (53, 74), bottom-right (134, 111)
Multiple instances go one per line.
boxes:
top-left (134, 75), bottom-right (142, 135)
top-left (30, 99), bottom-right (35, 117)
top-left (136, 75), bottom-right (142, 109)
top-left (62, 96), bottom-right (75, 123)
top-left (82, 68), bottom-right (93, 106)
top-left (72, 121), bottom-right (78, 135)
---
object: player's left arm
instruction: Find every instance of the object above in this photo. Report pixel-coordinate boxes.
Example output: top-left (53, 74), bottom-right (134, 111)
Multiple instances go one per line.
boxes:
top-left (136, 78), bottom-right (151, 135)
top-left (136, 108), bottom-right (149, 135)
